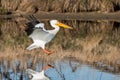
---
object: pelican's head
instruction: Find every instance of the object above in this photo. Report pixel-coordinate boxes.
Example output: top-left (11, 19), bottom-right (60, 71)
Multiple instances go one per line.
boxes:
top-left (50, 20), bottom-right (73, 29)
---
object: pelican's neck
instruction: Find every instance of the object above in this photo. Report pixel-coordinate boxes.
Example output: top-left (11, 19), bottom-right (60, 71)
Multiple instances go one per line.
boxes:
top-left (50, 23), bottom-right (60, 34)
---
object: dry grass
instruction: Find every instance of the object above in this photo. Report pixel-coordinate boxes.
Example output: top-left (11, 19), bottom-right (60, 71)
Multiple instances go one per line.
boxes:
top-left (0, 43), bottom-right (120, 72)
top-left (0, 0), bottom-right (120, 14)
top-left (1, 0), bottom-right (21, 12)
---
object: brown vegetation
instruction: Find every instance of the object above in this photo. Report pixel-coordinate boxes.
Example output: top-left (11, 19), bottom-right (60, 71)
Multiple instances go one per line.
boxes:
top-left (0, 0), bottom-right (120, 15)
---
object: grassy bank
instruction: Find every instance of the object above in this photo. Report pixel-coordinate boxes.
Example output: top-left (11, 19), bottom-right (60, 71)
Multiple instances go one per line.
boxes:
top-left (0, 20), bottom-right (120, 72)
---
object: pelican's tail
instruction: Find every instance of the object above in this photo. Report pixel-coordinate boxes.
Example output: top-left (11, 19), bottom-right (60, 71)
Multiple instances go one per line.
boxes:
top-left (26, 43), bottom-right (38, 50)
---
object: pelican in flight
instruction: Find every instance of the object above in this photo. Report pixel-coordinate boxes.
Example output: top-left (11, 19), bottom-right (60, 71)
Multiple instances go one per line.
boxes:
top-left (26, 15), bottom-right (73, 55)
top-left (26, 64), bottom-right (54, 80)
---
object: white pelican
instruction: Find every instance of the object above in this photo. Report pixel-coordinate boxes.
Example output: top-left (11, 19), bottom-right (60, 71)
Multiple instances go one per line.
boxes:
top-left (26, 16), bottom-right (73, 55)
top-left (26, 64), bottom-right (54, 80)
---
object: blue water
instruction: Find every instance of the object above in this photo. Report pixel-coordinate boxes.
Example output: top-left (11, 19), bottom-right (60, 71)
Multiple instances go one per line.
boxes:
top-left (0, 60), bottom-right (120, 80)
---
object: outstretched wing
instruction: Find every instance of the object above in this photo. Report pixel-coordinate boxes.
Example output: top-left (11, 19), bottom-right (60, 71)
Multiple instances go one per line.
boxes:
top-left (35, 23), bottom-right (45, 28)
top-left (29, 29), bottom-right (55, 43)
top-left (26, 15), bottom-right (40, 27)
top-left (25, 15), bottom-right (45, 36)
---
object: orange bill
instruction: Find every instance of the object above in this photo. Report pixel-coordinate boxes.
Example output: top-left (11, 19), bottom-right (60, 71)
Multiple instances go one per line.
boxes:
top-left (56, 22), bottom-right (73, 29)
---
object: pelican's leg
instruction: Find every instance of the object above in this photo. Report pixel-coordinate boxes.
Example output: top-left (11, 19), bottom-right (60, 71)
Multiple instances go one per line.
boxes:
top-left (43, 49), bottom-right (53, 55)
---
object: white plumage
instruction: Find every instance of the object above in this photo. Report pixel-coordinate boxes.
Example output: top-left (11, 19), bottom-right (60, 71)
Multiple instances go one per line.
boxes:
top-left (26, 64), bottom-right (54, 80)
top-left (26, 69), bottom-right (50, 80)
top-left (26, 19), bottom-right (73, 55)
